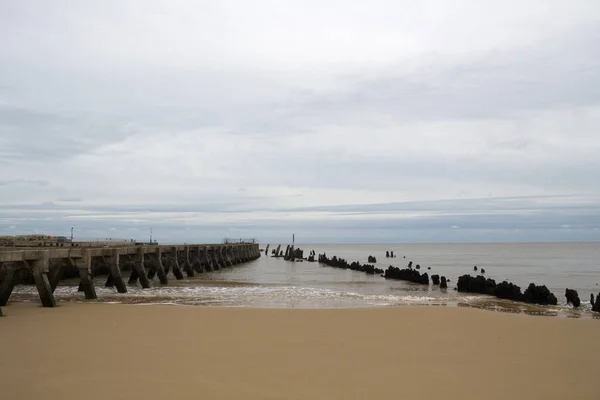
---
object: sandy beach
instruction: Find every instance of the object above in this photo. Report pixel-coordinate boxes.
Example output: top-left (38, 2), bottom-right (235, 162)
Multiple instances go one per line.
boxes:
top-left (1, 303), bottom-right (598, 400)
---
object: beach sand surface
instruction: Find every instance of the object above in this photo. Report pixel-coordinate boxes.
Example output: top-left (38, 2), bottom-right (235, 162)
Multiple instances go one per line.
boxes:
top-left (1, 303), bottom-right (598, 400)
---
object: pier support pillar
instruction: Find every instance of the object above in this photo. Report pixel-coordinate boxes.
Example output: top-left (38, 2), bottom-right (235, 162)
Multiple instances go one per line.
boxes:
top-left (232, 246), bottom-right (239, 264)
top-left (133, 247), bottom-right (151, 289)
top-left (48, 261), bottom-right (65, 293)
top-left (183, 246), bottom-right (195, 277)
top-left (192, 246), bottom-right (204, 273)
top-left (213, 247), bottom-right (223, 269)
top-left (32, 252), bottom-right (57, 307)
top-left (210, 247), bottom-right (221, 270)
top-left (223, 246), bottom-right (233, 267)
top-left (109, 249), bottom-right (127, 293)
top-left (0, 264), bottom-right (19, 306)
top-left (71, 250), bottom-right (97, 300)
top-left (153, 248), bottom-right (168, 284)
top-left (170, 248), bottom-right (185, 280)
top-left (202, 247), bottom-right (213, 271)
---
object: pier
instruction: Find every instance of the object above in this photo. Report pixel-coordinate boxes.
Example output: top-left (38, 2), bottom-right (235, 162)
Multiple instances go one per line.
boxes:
top-left (0, 242), bottom-right (260, 308)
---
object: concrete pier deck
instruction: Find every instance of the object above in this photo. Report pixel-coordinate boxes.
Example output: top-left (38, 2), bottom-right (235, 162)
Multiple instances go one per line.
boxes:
top-left (0, 242), bottom-right (260, 308)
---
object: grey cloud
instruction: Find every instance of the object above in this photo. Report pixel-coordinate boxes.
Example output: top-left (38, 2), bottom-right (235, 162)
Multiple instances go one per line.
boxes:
top-left (1, 1), bottom-right (600, 243)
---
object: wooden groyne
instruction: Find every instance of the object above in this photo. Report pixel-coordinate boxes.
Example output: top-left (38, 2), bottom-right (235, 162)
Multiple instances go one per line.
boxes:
top-left (0, 242), bottom-right (260, 308)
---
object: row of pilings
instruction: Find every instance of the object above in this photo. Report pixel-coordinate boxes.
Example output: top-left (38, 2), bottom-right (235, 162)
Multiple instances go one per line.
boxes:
top-left (0, 243), bottom-right (261, 310)
top-left (383, 261), bottom-right (449, 289)
top-left (269, 245), bottom-right (317, 262)
top-left (316, 253), bottom-right (600, 312)
top-left (318, 253), bottom-right (384, 275)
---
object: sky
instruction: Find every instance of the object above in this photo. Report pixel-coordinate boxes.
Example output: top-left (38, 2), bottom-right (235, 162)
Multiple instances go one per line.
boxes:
top-left (1, 0), bottom-right (600, 244)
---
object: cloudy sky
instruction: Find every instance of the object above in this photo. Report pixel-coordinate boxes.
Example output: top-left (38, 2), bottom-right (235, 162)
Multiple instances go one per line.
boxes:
top-left (1, 0), bottom-right (600, 244)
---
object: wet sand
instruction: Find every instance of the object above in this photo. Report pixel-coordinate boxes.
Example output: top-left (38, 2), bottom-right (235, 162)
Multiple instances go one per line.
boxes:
top-left (1, 303), bottom-right (598, 400)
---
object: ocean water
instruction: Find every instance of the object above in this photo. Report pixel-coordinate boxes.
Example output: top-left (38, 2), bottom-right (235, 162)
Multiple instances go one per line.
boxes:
top-left (9, 243), bottom-right (600, 318)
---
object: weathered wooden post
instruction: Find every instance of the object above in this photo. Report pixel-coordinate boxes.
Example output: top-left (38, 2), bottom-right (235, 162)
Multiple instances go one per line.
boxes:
top-left (32, 251), bottom-right (56, 307)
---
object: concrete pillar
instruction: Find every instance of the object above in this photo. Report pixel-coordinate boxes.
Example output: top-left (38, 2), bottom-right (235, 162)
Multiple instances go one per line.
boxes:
top-left (210, 247), bottom-right (221, 270)
top-left (146, 258), bottom-right (156, 280)
top-left (32, 252), bottom-right (57, 307)
top-left (192, 246), bottom-right (204, 273)
top-left (109, 249), bottom-right (127, 293)
top-left (153, 248), bottom-right (168, 284)
top-left (133, 247), bottom-right (151, 289)
top-left (201, 246), bottom-right (213, 271)
top-left (243, 245), bottom-right (250, 262)
top-left (223, 246), bottom-right (233, 267)
top-left (48, 261), bottom-right (66, 293)
top-left (213, 247), bottom-right (224, 269)
top-left (233, 246), bottom-right (241, 264)
top-left (183, 246), bottom-right (195, 277)
top-left (0, 264), bottom-right (19, 306)
top-left (128, 259), bottom-right (139, 284)
top-left (71, 250), bottom-right (97, 300)
top-left (170, 247), bottom-right (184, 280)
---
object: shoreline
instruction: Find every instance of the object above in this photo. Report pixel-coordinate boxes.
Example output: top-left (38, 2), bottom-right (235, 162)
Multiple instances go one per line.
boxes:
top-left (6, 284), bottom-right (600, 319)
top-left (1, 302), bottom-right (598, 400)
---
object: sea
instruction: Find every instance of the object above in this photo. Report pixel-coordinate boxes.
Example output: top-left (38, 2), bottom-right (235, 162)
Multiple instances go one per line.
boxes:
top-left (10, 242), bottom-right (600, 318)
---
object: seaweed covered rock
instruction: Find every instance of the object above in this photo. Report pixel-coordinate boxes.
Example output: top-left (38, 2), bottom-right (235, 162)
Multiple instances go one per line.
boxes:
top-left (384, 266), bottom-right (429, 284)
top-left (368, 255), bottom-right (377, 263)
top-left (431, 274), bottom-right (440, 285)
top-left (523, 283), bottom-right (558, 306)
top-left (440, 276), bottom-right (448, 289)
top-left (494, 281), bottom-right (522, 301)
top-left (456, 275), bottom-right (496, 295)
top-left (565, 288), bottom-right (581, 308)
top-left (591, 293), bottom-right (600, 312)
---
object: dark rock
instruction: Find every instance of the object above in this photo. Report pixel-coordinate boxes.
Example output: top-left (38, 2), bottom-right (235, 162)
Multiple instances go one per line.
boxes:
top-left (523, 283), bottom-right (557, 306)
top-left (368, 255), bottom-right (377, 263)
top-left (473, 266), bottom-right (478, 271)
top-left (407, 261), bottom-right (413, 269)
top-left (494, 281), bottom-right (522, 301)
top-left (386, 251), bottom-right (390, 258)
top-left (440, 276), bottom-right (448, 289)
top-left (390, 251), bottom-right (394, 258)
top-left (374, 268), bottom-right (384, 274)
top-left (384, 266), bottom-right (429, 284)
top-left (427, 267), bottom-right (431, 270)
top-left (416, 264), bottom-right (421, 270)
top-left (481, 268), bottom-right (486, 274)
top-left (431, 274), bottom-right (440, 285)
top-left (565, 288), bottom-right (581, 308)
top-left (456, 275), bottom-right (496, 295)
top-left (592, 293), bottom-right (600, 312)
